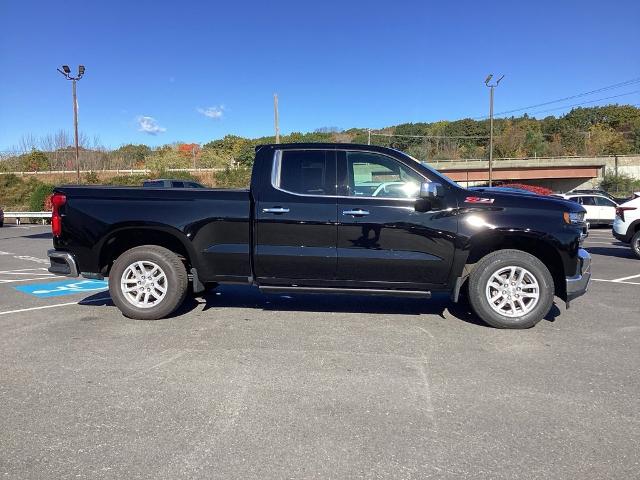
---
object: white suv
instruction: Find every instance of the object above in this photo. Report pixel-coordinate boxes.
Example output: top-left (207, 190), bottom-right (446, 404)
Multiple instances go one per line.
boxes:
top-left (613, 193), bottom-right (640, 259)
top-left (558, 193), bottom-right (618, 226)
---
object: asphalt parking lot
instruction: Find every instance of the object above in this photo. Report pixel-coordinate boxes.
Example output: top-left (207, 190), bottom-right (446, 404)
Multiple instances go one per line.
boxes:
top-left (1, 225), bottom-right (639, 479)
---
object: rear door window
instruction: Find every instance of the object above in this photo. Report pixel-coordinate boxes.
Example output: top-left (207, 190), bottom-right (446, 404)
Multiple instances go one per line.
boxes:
top-left (144, 180), bottom-right (164, 188)
top-left (275, 150), bottom-right (336, 196)
top-left (595, 196), bottom-right (616, 207)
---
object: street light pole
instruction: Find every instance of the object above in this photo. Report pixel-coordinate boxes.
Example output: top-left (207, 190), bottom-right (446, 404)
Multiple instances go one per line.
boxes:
top-left (72, 79), bottom-right (80, 181)
top-left (484, 74), bottom-right (504, 187)
top-left (273, 93), bottom-right (280, 144)
top-left (57, 65), bottom-right (85, 183)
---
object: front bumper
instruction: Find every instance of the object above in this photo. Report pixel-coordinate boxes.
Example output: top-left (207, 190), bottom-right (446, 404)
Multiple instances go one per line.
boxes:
top-left (612, 229), bottom-right (629, 244)
top-left (566, 248), bottom-right (591, 303)
top-left (47, 249), bottom-right (79, 277)
top-left (612, 218), bottom-right (631, 243)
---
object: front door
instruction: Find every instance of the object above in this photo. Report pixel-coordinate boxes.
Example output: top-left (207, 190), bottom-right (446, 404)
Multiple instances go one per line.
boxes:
top-left (254, 149), bottom-right (338, 282)
top-left (336, 150), bottom-right (456, 288)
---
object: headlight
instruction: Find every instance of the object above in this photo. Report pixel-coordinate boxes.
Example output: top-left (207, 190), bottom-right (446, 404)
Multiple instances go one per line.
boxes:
top-left (563, 211), bottom-right (585, 224)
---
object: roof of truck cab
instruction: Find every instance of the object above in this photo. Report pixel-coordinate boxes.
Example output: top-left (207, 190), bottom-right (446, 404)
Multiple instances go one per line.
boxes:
top-left (256, 143), bottom-right (404, 154)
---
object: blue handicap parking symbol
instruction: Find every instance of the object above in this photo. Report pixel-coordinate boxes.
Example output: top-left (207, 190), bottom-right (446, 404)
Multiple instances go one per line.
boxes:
top-left (15, 279), bottom-right (109, 298)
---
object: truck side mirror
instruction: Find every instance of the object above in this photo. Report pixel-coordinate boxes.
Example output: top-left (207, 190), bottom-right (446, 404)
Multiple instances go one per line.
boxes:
top-left (419, 182), bottom-right (444, 199)
top-left (415, 182), bottom-right (444, 212)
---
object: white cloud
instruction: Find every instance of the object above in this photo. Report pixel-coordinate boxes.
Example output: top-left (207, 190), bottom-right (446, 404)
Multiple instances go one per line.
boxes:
top-left (137, 116), bottom-right (166, 135)
top-left (197, 105), bottom-right (224, 119)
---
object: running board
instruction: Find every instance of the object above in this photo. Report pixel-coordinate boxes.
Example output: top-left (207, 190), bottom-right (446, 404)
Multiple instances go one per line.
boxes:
top-left (258, 285), bottom-right (431, 298)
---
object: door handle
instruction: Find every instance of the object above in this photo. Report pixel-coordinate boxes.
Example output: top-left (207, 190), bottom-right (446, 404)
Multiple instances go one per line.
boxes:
top-left (262, 207), bottom-right (290, 214)
top-left (343, 209), bottom-right (370, 216)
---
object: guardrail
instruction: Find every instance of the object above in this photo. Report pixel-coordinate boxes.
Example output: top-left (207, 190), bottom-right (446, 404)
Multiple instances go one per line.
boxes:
top-left (0, 167), bottom-right (227, 176)
top-left (3, 212), bottom-right (52, 225)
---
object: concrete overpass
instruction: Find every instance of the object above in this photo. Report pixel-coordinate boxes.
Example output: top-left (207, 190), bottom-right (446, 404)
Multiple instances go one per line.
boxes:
top-left (428, 155), bottom-right (640, 191)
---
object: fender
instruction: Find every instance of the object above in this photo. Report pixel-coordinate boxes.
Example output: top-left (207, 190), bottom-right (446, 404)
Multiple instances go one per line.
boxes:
top-left (448, 228), bottom-right (568, 302)
top-left (95, 223), bottom-right (201, 274)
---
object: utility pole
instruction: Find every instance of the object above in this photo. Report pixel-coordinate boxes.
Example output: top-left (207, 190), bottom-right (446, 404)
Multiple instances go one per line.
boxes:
top-left (57, 65), bottom-right (85, 183)
top-left (273, 93), bottom-right (280, 144)
top-left (484, 74), bottom-right (504, 187)
top-left (368, 128), bottom-right (371, 145)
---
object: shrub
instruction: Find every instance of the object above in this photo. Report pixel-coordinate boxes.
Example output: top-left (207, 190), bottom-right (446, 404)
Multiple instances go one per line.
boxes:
top-left (84, 171), bottom-right (100, 184)
top-left (213, 167), bottom-right (252, 188)
top-left (29, 183), bottom-right (55, 211)
top-left (0, 173), bottom-right (20, 188)
top-left (163, 170), bottom-right (198, 182)
top-left (600, 173), bottom-right (640, 197)
top-left (498, 183), bottom-right (554, 196)
top-left (106, 174), bottom-right (150, 186)
top-left (20, 150), bottom-right (50, 172)
top-left (0, 176), bottom-right (44, 210)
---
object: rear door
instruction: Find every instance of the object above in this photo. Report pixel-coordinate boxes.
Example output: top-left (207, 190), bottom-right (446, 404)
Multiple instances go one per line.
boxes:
top-left (254, 149), bottom-right (338, 282)
top-left (335, 150), bottom-right (456, 287)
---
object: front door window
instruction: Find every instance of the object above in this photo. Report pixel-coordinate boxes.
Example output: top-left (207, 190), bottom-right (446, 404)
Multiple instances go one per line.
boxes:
top-left (346, 151), bottom-right (424, 199)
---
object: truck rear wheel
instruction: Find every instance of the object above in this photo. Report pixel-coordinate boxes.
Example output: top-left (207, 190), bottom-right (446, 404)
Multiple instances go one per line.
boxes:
top-left (109, 245), bottom-right (188, 320)
top-left (468, 249), bottom-right (554, 329)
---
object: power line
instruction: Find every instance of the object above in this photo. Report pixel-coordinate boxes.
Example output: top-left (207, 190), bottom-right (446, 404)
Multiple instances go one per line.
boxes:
top-left (370, 133), bottom-right (489, 139)
top-left (474, 76), bottom-right (640, 119)
top-left (514, 90), bottom-right (640, 117)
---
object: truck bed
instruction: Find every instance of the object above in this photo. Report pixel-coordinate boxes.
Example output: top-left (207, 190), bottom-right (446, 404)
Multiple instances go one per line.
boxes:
top-left (53, 185), bottom-right (252, 281)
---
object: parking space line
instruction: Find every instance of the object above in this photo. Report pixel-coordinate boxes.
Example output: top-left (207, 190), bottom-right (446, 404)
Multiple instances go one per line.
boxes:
top-left (12, 255), bottom-right (49, 264)
top-left (0, 268), bottom-right (50, 274)
top-left (592, 278), bottom-right (640, 285)
top-left (0, 277), bottom-right (57, 284)
top-left (0, 268), bottom-right (55, 283)
top-left (0, 296), bottom-right (111, 316)
top-left (611, 274), bottom-right (640, 282)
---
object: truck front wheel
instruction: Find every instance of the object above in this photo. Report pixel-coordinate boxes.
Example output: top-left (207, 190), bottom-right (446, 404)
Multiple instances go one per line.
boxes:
top-left (468, 249), bottom-right (554, 329)
top-left (109, 245), bottom-right (188, 320)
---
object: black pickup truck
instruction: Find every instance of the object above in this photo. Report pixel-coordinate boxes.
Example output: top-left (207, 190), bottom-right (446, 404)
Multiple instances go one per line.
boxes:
top-left (47, 143), bottom-right (591, 329)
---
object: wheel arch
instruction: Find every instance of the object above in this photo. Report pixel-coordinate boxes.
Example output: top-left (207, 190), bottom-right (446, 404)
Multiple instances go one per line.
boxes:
top-left (456, 231), bottom-right (566, 300)
top-left (628, 219), bottom-right (640, 236)
top-left (96, 225), bottom-right (198, 276)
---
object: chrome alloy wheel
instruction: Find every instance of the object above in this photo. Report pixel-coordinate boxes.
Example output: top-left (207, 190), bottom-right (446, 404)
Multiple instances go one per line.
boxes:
top-left (120, 261), bottom-right (168, 309)
top-left (485, 266), bottom-right (540, 318)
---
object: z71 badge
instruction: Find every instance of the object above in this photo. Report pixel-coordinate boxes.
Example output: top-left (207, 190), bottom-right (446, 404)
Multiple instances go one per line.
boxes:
top-left (464, 196), bottom-right (495, 204)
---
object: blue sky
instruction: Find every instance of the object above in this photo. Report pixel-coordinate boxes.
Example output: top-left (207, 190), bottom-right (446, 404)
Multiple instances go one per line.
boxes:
top-left (1, 0), bottom-right (639, 150)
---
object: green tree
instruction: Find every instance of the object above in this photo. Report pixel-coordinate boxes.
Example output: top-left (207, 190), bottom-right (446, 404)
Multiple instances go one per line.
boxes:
top-left (586, 125), bottom-right (630, 155)
top-left (21, 150), bottom-right (49, 172)
top-left (112, 144), bottom-right (152, 163)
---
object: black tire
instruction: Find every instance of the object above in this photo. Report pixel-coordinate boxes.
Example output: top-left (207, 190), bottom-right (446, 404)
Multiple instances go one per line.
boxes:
top-left (0, 221), bottom-right (3, 228)
top-left (631, 230), bottom-right (640, 260)
top-left (108, 245), bottom-right (188, 320)
top-left (468, 249), bottom-right (554, 329)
